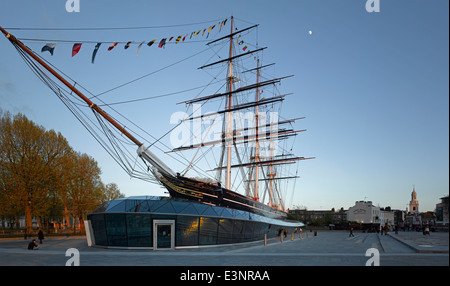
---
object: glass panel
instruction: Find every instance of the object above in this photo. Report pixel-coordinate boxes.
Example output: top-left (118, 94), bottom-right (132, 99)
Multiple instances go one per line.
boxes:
top-left (176, 216), bottom-right (199, 246)
top-left (156, 224), bottom-right (172, 248)
top-left (201, 206), bottom-right (219, 217)
top-left (192, 204), bottom-right (208, 215)
top-left (170, 201), bottom-right (189, 213)
top-left (90, 214), bottom-right (107, 246)
top-left (220, 208), bottom-right (234, 218)
top-left (138, 200), bottom-right (151, 212)
top-left (217, 218), bottom-right (233, 245)
top-left (147, 200), bottom-right (162, 212)
top-left (232, 220), bottom-right (244, 243)
top-left (106, 200), bottom-right (127, 212)
top-left (177, 203), bottom-right (200, 215)
top-left (105, 214), bottom-right (127, 246)
top-left (243, 221), bottom-right (254, 241)
top-left (126, 200), bottom-right (144, 212)
top-left (198, 217), bottom-right (218, 245)
top-left (153, 201), bottom-right (176, 213)
top-left (254, 222), bottom-right (263, 241)
top-left (211, 206), bottom-right (224, 217)
top-left (126, 214), bottom-right (151, 247)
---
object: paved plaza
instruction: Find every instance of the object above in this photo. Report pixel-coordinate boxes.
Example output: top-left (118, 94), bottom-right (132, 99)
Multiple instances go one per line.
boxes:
top-left (0, 230), bottom-right (447, 266)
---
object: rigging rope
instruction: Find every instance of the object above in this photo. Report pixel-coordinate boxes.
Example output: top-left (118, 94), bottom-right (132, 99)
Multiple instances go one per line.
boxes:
top-left (4, 19), bottom-right (225, 31)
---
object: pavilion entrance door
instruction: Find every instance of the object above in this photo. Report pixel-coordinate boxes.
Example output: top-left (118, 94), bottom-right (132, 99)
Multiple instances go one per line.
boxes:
top-left (153, 220), bottom-right (175, 250)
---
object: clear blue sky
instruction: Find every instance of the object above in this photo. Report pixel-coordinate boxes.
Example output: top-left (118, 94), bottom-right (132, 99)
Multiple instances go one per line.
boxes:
top-left (1, 0), bottom-right (448, 212)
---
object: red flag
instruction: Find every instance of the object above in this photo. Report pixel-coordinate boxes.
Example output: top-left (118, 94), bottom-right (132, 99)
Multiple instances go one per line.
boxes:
top-left (72, 43), bottom-right (82, 57)
top-left (108, 42), bottom-right (118, 51)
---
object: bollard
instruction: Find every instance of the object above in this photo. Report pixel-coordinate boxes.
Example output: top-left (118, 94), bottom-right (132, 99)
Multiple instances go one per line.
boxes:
top-left (281, 233), bottom-right (283, 243)
top-left (264, 234), bottom-right (267, 246)
top-left (291, 233), bottom-right (294, 241)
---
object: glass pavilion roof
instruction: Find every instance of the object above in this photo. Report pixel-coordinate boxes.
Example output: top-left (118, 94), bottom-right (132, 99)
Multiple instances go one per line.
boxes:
top-left (91, 196), bottom-right (303, 227)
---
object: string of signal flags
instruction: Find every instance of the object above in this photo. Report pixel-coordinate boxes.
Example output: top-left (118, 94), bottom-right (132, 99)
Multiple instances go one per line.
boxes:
top-left (35, 18), bottom-right (246, 64)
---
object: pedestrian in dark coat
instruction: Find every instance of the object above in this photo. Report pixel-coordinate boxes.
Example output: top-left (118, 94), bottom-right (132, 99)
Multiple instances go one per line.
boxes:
top-left (27, 239), bottom-right (39, 250)
top-left (349, 227), bottom-right (355, 237)
top-left (38, 230), bottom-right (44, 244)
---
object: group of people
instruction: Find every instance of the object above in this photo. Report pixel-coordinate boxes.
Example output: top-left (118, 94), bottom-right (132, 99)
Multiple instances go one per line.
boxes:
top-left (349, 224), bottom-right (433, 237)
top-left (26, 230), bottom-right (45, 250)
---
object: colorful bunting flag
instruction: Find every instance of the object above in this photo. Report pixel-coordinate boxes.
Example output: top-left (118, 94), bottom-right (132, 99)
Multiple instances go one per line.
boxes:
top-left (91, 43), bottom-right (101, 64)
top-left (37, 18), bottom-right (231, 61)
top-left (41, 43), bottom-right (56, 56)
top-left (137, 41), bottom-right (145, 56)
top-left (72, 43), bottom-right (82, 57)
top-left (242, 46), bottom-right (248, 51)
top-left (207, 25), bottom-right (215, 39)
top-left (158, 38), bottom-right (167, 48)
top-left (108, 42), bottom-right (118, 51)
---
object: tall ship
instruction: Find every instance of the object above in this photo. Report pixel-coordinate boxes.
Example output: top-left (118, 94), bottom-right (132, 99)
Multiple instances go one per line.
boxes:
top-left (1, 17), bottom-right (314, 248)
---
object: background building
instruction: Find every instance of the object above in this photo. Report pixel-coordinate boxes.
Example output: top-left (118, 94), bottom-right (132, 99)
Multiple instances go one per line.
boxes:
top-left (409, 186), bottom-right (419, 214)
top-left (347, 201), bottom-right (380, 224)
top-left (436, 196), bottom-right (449, 223)
top-left (288, 208), bottom-right (347, 227)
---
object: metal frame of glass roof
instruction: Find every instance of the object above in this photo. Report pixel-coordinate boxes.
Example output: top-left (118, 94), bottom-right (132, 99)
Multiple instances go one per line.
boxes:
top-left (91, 196), bottom-right (303, 228)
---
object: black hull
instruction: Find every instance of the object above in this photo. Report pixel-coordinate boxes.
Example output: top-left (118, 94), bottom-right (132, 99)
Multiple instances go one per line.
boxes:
top-left (159, 174), bottom-right (288, 220)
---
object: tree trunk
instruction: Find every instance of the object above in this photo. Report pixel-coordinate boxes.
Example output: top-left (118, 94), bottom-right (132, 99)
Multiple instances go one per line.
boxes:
top-left (64, 205), bottom-right (71, 234)
top-left (25, 204), bottom-right (32, 236)
top-left (79, 216), bottom-right (85, 233)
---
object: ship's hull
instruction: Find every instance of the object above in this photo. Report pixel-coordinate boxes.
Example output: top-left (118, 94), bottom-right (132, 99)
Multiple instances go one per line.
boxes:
top-left (158, 174), bottom-right (288, 219)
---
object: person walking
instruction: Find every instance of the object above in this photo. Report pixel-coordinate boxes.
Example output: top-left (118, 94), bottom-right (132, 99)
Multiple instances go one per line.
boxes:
top-left (349, 227), bottom-right (355, 237)
top-left (38, 229), bottom-right (45, 244)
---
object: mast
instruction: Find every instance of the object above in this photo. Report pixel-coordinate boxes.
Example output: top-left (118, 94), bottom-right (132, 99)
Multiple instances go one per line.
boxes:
top-left (0, 26), bottom-right (176, 178)
top-left (254, 58), bottom-right (260, 201)
top-left (225, 16), bottom-right (234, 190)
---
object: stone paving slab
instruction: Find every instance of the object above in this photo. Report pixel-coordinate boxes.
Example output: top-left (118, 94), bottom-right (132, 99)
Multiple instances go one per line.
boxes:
top-left (387, 231), bottom-right (449, 253)
top-left (0, 231), bottom-right (448, 266)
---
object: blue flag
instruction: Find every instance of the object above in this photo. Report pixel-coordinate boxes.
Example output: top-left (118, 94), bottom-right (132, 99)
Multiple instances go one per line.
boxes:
top-left (41, 43), bottom-right (56, 56)
top-left (91, 43), bottom-right (101, 64)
